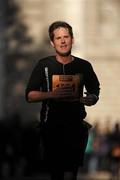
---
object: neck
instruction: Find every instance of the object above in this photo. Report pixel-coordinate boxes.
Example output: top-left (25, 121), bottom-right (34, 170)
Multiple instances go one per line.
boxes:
top-left (56, 55), bottom-right (74, 64)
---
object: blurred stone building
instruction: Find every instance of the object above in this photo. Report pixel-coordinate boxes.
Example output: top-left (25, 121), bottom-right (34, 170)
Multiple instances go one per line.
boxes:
top-left (1, 0), bottom-right (120, 127)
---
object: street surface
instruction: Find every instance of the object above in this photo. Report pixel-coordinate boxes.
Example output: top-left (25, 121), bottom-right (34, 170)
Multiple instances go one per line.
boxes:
top-left (2, 171), bottom-right (117, 180)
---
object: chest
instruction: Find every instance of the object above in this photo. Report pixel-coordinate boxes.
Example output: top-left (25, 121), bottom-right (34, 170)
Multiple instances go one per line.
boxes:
top-left (43, 61), bottom-right (84, 92)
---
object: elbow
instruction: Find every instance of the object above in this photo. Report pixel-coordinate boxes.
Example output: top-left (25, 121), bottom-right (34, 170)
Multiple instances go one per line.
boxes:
top-left (25, 91), bottom-right (33, 103)
top-left (25, 91), bottom-right (41, 103)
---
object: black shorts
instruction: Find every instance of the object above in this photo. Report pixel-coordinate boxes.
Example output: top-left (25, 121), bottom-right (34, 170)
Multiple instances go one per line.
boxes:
top-left (41, 120), bottom-right (89, 171)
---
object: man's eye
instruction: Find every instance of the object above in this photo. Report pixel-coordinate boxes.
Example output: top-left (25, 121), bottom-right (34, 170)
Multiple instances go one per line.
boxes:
top-left (56, 37), bottom-right (61, 40)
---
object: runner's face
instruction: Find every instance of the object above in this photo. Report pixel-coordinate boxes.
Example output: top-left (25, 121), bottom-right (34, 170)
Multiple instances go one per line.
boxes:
top-left (50, 27), bottom-right (74, 56)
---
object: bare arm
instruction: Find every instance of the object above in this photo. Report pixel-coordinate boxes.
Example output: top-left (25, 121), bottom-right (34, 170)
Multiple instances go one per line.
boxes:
top-left (27, 91), bottom-right (53, 102)
top-left (27, 86), bottom-right (77, 103)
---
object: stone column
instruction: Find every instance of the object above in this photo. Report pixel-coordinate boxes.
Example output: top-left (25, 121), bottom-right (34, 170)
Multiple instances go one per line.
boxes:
top-left (63, 0), bottom-right (86, 57)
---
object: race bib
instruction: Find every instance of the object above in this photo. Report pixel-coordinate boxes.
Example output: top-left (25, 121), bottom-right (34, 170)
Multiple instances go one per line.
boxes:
top-left (52, 75), bottom-right (80, 101)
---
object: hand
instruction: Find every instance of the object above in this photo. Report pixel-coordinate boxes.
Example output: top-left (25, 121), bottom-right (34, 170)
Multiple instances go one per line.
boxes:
top-left (52, 86), bottom-right (75, 100)
top-left (80, 92), bottom-right (98, 106)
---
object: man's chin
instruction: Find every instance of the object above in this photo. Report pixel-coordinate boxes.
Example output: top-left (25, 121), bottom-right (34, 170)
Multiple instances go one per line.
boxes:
top-left (56, 50), bottom-right (71, 57)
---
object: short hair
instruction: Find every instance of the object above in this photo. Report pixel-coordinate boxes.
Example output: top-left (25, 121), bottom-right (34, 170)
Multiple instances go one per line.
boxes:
top-left (48, 21), bottom-right (73, 41)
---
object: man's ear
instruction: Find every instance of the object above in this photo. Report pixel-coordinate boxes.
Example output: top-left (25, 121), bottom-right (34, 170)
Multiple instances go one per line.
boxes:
top-left (50, 41), bottom-right (54, 48)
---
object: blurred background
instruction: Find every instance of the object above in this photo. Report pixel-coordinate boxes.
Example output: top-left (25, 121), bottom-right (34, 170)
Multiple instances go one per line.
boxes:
top-left (0, 0), bottom-right (120, 179)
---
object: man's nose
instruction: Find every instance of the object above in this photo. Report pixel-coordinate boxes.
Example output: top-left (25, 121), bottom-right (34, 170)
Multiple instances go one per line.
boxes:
top-left (61, 38), bottom-right (65, 43)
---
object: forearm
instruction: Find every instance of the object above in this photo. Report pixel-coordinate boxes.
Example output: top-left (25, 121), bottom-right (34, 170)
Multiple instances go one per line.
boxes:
top-left (27, 91), bottom-right (53, 103)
